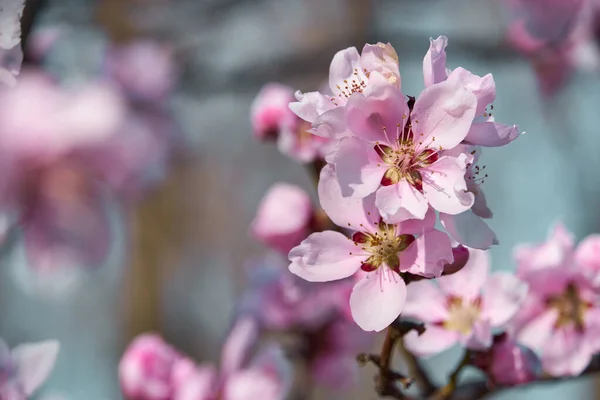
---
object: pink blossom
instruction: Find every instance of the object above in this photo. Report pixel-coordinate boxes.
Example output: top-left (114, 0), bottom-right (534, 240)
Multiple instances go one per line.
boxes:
top-left (0, 338), bottom-right (60, 400)
top-left (510, 224), bottom-right (600, 376)
top-left (171, 318), bottom-right (291, 400)
top-left (240, 257), bottom-right (370, 389)
top-left (250, 183), bottom-right (314, 254)
top-left (119, 334), bottom-right (181, 400)
top-left (423, 36), bottom-right (521, 147)
top-left (328, 82), bottom-right (477, 223)
top-left (240, 255), bottom-right (353, 331)
top-left (0, 72), bottom-right (168, 273)
top-left (473, 334), bottom-right (540, 388)
top-left (289, 42), bottom-right (400, 138)
top-left (289, 164), bottom-right (454, 332)
top-left (105, 40), bottom-right (178, 102)
top-left (251, 83), bottom-right (335, 162)
top-left (505, 0), bottom-right (600, 95)
top-left (403, 248), bottom-right (527, 356)
top-left (0, 0), bottom-right (25, 87)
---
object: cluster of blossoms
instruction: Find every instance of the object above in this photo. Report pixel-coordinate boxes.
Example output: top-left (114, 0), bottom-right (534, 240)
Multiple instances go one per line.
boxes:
top-left (259, 37), bottom-right (522, 332)
top-left (119, 318), bottom-right (290, 400)
top-left (0, 21), bottom-right (178, 282)
top-left (0, 338), bottom-right (60, 399)
top-left (505, 0), bottom-right (600, 94)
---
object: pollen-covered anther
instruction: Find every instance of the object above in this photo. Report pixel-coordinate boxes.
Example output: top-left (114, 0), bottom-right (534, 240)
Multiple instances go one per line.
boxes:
top-left (352, 223), bottom-right (415, 273)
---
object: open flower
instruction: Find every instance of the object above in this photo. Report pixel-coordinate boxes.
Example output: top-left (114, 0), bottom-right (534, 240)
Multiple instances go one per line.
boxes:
top-left (423, 36), bottom-right (521, 147)
top-left (289, 43), bottom-right (400, 138)
top-left (403, 249), bottom-right (527, 356)
top-left (289, 164), bottom-right (453, 332)
top-left (0, 338), bottom-right (60, 400)
top-left (328, 82), bottom-right (476, 223)
top-left (509, 224), bottom-right (600, 376)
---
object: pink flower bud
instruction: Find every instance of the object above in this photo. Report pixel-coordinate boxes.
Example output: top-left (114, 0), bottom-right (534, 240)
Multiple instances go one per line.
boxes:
top-left (119, 334), bottom-right (180, 400)
top-left (250, 83), bottom-right (295, 141)
top-left (474, 334), bottom-right (540, 387)
top-left (251, 183), bottom-right (313, 254)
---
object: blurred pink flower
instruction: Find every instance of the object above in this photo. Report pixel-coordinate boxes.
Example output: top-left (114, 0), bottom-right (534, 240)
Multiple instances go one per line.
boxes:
top-left (120, 320), bottom-right (290, 400)
top-left (0, 72), bottom-right (168, 273)
top-left (327, 83), bottom-right (477, 223)
top-left (403, 249), bottom-right (527, 356)
top-left (509, 223), bottom-right (600, 376)
top-left (505, 0), bottom-right (600, 95)
top-left (171, 318), bottom-right (291, 400)
top-left (289, 42), bottom-right (400, 138)
top-left (106, 40), bottom-right (178, 102)
top-left (240, 256), bottom-right (351, 331)
top-left (119, 334), bottom-right (180, 400)
top-left (0, 0), bottom-right (25, 87)
top-left (240, 256), bottom-right (370, 389)
top-left (0, 338), bottom-right (60, 400)
top-left (251, 83), bottom-right (334, 163)
top-left (250, 183), bottom-right (313, 254)
top-left (289, 164), bottom-right (454, 332)
top-left (422, 36), bottom-right (521, 147)
top-left (473, 334), bottom-right (540, 388)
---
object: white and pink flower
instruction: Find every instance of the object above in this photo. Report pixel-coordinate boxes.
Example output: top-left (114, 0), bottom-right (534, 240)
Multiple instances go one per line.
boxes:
top-left (509, 224), bottom-right (600, 376)
top-left (289, 164), bottom-right (454, 332)
top-left (402, 249), bottom-right (527, 356)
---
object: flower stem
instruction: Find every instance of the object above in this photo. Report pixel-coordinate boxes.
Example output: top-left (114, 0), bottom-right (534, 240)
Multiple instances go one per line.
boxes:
top-left (430, 351), bottom-right (471, 399)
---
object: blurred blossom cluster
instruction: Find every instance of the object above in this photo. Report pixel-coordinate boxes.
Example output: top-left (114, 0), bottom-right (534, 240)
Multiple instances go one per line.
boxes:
top-left (5, 1), bottom-right (600, 400)
top-left (505, 0), bottom-right (600, 94)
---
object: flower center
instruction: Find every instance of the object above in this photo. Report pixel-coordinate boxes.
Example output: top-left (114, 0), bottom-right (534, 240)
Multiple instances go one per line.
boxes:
top-left (352, 221), bottom-right (415, 273)
top-left (546, 283), bottom-right (590, 330)
top-left (443, 297), bottom-right (482, 335)
top-left (375, 140), bottom-right (439, 190)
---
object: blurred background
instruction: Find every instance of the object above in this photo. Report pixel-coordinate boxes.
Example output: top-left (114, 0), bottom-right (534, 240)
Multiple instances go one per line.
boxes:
top-left (2, 0), bottom-right (600, 398)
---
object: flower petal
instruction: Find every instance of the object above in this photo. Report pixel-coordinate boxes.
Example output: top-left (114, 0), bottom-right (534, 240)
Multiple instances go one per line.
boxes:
top-left (422, 156), bottom-right (474, 215)
top-left (542, 327), bottom-right (592, 377)
top-left (289, 231), bottom-right (365, 282)
top-left (329, 47), bottom-right (361, 94)
top-left (447, 67), bottom-right (495, 116)
top-left (464, 121), bottom-right (521, 147)
top-left (515, 309), bottom-right (558, 352)
top-left (575, 234), bottom-right (600, 277)
top-left (438, 248), bottom-right (489, 301)
top-left (345, 85), bottom-right (409, 143)
top-left (375, 180), bottom-right (428, 223)
top-left (330, 137), bottom-right (387, 198)
top-left (423, 36), bottom-right (449, 87)
top-left (440, 210), bottom-right (498, 250)
top-left (481, 272), bottom-right (528, 326)
top-left (350, 269), bottom-right (407, 331)
top-left (289, 90), bottom-right (335, 125)
top-left (401, 229), bottom-right (453, 278)
top-left (403, 325), bottom-right (458, 357)
top-left (410, 80), bottom-right (477, 152)
top-left (460, 320), bottom-right (493, 351)
top-left (221, 317), bottom-right (258, 376)
top-left (397, 207), bottom-right (436, 235)
top-left (403, 280), bottom-right (449, 323)
top-left (317, 164), bottom-right (378, 231)
top-left (11, 340), bottom-right (60, 396)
